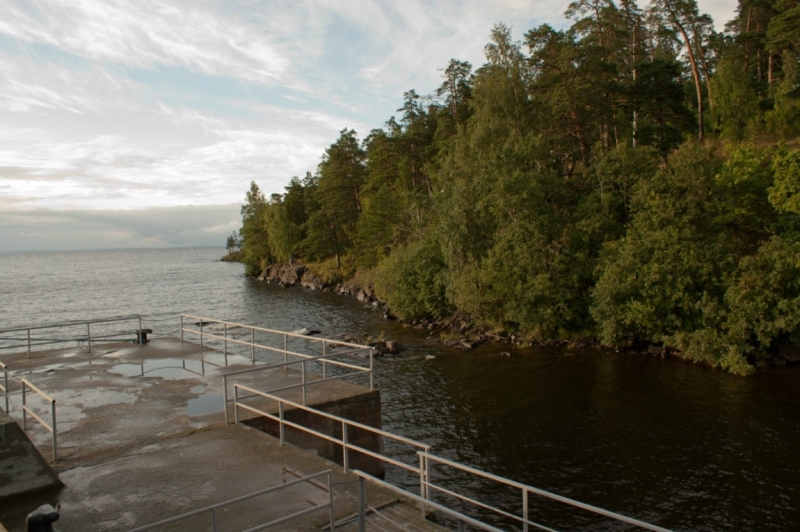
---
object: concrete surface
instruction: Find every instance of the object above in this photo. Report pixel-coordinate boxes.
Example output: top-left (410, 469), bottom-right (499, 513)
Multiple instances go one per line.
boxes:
top-left (0, 411), bottom-right (61, 499)
top-left (0, 338), bottom-right (443, 531)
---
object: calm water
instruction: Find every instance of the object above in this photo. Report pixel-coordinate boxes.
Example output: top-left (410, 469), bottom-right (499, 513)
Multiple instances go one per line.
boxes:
top-left (1, 248), bottom-right (799, 530)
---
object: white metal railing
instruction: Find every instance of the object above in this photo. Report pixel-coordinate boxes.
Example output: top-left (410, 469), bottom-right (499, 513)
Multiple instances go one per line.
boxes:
top-left (353, 470), bottom-right (503, 532)
top-left (222, 350), bottom-right (373, 423)
top-left (0, 360), bottom-right (8, 412)
top-left (233, 383), bottom-right (430, 475)
top-left (126, 469), bottom-right (335, 532)
top-left (417, 452), bottom-right (673, 532)
top-left (0, 315), bottom-right (146, 357)
top-left (21, 378), bottom-right (57, 461)
top-left (180, 314), bottom-right (373, 375)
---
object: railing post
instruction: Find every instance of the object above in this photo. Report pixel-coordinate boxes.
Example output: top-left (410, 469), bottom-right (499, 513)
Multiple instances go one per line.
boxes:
top-left (51, 399), bottom-right (57, 461)
top-left (180, 315), bottom-right (184, 342)
top-left (251, 328), bottom-right (255, 364)
top-left (358, 476), bottom-right (367, 532)
top-left (211, 507), bottom-right (218, 532)
top-left (322, 341), bottom-right (327, 379)
top-left (328, 472), bottom-right (336, 532)
top-left (233, 386), bottom-right (240, 425)
top-left (3, 367), bottom-right (8, 413)
top-left (279, 401), bottom-right (285, 446)
top-left (22, 381), bottom-right (27, 430)
top-left (200, 320), bottom-right (204, 348)
top-left (223, 375), bottom-right (229, 424)
top-left (283, 334), bottom-right (288, 369)
top-left (457, 520), bottom-right (467, 532)
top-left (87, 322), bottom-right (92, 351)
top-left (342, 421), bottom-right (349, 472)
top-left (369, 349), bottom-right (374, 391)
top-left (138, 317), bottom-right (143, 345)
top-left (523, 488), bottom-right (529, 532)
top-left (27, 328), bottom-right (31, 358)
top-left (223, 323), bottom-right (228, 363)
top-left (419, 453), bottom-right (425, 519)
top-left (301, 361), bottom-right (307, 405)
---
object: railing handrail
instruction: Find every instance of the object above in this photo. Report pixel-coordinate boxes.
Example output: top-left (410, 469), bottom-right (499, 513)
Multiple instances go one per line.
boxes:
top-left (126, 469), bottom-right (335, 532)
top-left (180, 313), bottom-right (369, 350)
top-left (353, 470), bottom-right (504, 532)
top-left (21, 377), bottom-right (57, 461)
top-left (186, 328), bottom-right (371, 373)
top-left (0, 315), bottom-right (142, 334)
top-left (21, 377), bottom-right (55, 402)
top-left (234, 383), bottom-right (428, 451)
top-left (418, 451), bottom-right (673, 532)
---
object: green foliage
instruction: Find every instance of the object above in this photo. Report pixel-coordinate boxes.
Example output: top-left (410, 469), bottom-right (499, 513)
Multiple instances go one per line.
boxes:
top-left (711, 56), bottom-right (760, 139)
top-left (373, 237), bottom-right (448, 320)
top-left (231, 1), bottom-right (800, 374)
top-left (765, 51), bottom-right (800, 136)
top-left (769, 147), bottom-right (800, 215)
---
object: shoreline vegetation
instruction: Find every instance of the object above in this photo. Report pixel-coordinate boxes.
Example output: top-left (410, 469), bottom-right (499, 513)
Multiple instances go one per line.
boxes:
top-left (226, 0), bottom-right (800, 375)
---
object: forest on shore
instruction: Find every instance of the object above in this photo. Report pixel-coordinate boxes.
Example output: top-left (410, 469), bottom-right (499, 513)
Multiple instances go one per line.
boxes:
top-left (230, 0), bottom-right (800, 375)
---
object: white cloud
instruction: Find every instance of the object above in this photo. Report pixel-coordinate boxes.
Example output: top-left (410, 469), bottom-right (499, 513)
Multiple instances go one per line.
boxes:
top-left (0, 0), bottom-right (296, 87)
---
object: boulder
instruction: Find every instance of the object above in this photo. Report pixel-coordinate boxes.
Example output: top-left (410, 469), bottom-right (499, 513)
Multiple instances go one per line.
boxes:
top-left (385, 340), bottom-right (400, 354)
top-left (300, 271), bottom-right (326, 291)
top-left (779, 345), bottom-right (800, 364)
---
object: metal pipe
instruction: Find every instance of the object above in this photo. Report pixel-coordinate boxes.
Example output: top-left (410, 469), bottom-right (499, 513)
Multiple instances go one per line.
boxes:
top-left (233, 386), bottom-right (240, 425)
top-left (27, 329), bottom-right (31, 358)
top-left (342, 421), bottom-right (349, 472)
top-left (283, 334), bottom-right (288, 369)
top-left (322, 341), bottom-right (327, 379)
top-left (328, 472), bottom-right (335, 532)
top-left (523, 488), bottom-right (529, 532)
top-left (3, 366), bottom-right (8, 413)
top-left (358, 476), bottom-right (366, 532)
top-left (251, 327), bottom-right (255, 364)
top-left (370, 350), bottom-right (374, 390)
top-left (51, 399), bottom-right (57, 461)
top-left (180, 315), bottom-right (184, 342)
top-left (223, 375), bottom-right (229, 424)
top-left (22, 381), bottom-right (27, 430)
top-left (301, 361), bottom-right (307, 405)
top-left (200, 321), bottom-right (204, 348)
top-left (211, 508), bottom-right (218, 532)
top-left (138, 317), bottom-right (143, 345)
top-left (223, 323), bottom-right (228, 361)
top-left (87, 323), bottom-right (92, 350)
top-left (279, 401), bottom-right (285, 446)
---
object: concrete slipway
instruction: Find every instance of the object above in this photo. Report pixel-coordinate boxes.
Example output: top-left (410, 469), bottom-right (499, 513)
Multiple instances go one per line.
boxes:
top-left (0, 338), bottom-right (445, 531)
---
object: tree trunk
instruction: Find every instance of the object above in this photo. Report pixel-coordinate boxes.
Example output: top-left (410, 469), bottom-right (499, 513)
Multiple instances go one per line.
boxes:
top-left (668, 10), bottom-right (704, 142)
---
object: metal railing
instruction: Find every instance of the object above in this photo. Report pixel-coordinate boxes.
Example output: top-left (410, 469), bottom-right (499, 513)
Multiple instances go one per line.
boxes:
top-left (233, 383), bottom-right (431, 475)
top-left (223, 350), bottom-right (373, 423)
top-left (127, 469), bottom-right (336, 532)
top-left (417, 452), bottom-right (673, 532)
top-left (353, 470), bottom-right (503, 532)
top-left (21, 378), bottom-right (57, 461)
top-left (0, 315), bottom-right (145, 357)
top-left (0, 361), bottom-right (8, 412)
top-left (180, 314), bottom-right (375, 383)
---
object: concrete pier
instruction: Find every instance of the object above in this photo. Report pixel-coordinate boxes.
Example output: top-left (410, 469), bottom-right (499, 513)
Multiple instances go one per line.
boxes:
top-left (0, 338), bottom-right (443, 531)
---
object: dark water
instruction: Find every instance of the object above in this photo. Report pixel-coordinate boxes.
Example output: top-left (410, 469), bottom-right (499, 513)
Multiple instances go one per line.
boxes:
top-left (1, 248), bottom-right (799, 530)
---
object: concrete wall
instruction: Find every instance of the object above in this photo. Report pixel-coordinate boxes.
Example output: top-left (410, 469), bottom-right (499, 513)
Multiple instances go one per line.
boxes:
top-left (0, 411), bottom-right (62, 500)
top-left (243, 389), bottom-right (385, 477)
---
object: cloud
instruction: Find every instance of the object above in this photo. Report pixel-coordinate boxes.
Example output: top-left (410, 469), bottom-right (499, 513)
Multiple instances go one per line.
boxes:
top-left (0, 0), bottom-right (296, 88)
top-left (0, 204), bottom-right (241, 251)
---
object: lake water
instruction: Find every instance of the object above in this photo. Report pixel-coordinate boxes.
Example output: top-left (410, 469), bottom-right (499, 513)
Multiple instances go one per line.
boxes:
top-left (1, 247), bottom-right (798, 530)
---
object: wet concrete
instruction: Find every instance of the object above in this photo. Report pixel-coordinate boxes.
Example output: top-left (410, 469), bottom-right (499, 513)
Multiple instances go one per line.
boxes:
top-left (0, 338), bottom-right (441, 531)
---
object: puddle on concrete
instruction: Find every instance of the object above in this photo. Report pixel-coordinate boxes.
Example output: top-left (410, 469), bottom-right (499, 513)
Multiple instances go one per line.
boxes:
top-left (186, 392), bottom-right (223, 416)
top-left (108, 358), bottom-right (217, 380)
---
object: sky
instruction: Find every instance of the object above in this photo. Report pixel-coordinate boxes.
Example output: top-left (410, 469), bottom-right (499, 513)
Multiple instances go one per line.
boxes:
top-left (0, 0), bottom-right (738, 251)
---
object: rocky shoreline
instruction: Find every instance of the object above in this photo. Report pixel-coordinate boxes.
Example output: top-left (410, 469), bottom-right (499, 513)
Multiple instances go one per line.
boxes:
top-left (252, 262), bottom-right (800, 367)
